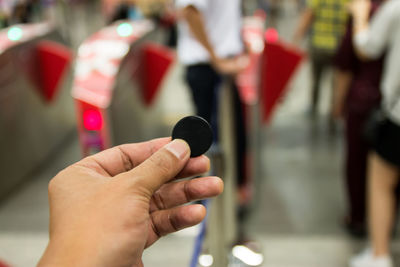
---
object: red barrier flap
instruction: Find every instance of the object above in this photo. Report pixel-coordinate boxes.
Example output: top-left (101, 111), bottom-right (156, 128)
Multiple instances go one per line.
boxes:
top-left (136, 43), bottom-right (175, 107)
top-left (261, 40), bottom-right (304, 123)
top-left (36, 41), bottom-right (72, 103)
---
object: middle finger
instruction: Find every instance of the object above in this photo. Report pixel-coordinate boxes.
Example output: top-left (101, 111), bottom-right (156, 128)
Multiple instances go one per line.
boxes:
top-left (149, 176), bottom-right (223, 212)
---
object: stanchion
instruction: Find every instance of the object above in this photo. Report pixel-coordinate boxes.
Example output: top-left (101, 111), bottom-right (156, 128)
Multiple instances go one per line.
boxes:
top-left (190, 78), bottom-right (239, 267)
top-left (190, 199), bottom-right (209, 267)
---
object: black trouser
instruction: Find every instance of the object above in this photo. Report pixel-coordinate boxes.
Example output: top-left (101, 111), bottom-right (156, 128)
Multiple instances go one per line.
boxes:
top-left (185, 64), bottom-right (247, 185)
top-left (310, 49), bottom-right (334, 113)
top-left (345, 110), bottom-right (369, 225)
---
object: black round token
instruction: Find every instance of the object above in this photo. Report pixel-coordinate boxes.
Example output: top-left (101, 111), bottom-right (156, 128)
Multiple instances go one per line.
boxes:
top-left (172, 116), bottom-right (213, 157)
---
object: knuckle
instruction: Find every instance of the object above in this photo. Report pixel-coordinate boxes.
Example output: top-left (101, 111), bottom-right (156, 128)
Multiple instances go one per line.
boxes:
top-left (183, 181), bottom-right (193, 202)
top-left (150, 216), bottom-right (162, 238)
top-left (151, 190), bottom-right (166, 210)
top-left (168, 213), bottom-right (180, 232)
top-left (116, 145), bottom-right (134, 171)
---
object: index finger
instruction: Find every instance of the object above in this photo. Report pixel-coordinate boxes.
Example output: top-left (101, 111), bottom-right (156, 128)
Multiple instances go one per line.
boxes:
top-left (78, 138), bottom-right (171, 177)
top-left (76, 138), bottom-right (210, 178)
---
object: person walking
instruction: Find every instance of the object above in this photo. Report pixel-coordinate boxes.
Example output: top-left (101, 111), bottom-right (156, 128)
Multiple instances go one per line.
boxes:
top-left (175, 0), bottom-right (251, 242)
top-left (175, 0), bottom-right (248, 196)
top-left (293, 0), bottom-right (349, 115)
top-left (332, 0), bottom-right (385, 237)
top-left (348, 0), bottom-right (400, 266)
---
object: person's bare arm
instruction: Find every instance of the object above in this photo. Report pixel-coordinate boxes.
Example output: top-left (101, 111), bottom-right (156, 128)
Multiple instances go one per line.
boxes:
top-left (182, 5), bottom-right (216, 60)
top-left (292, 7), bottom-right (314, 45)
top-left (348, 0), bottom-right (394, 60)
top-left (181, 5), bottom-right (247, 75)
top-left (332, 69), bottom-right (353, 119)
top-left (348, 0), bottom-right (371, 59)
top-left (350, 0), bottom-right (370, 35)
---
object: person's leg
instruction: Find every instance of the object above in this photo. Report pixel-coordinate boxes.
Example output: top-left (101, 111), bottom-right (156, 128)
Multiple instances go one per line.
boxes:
top-left (185, 65), bottom-right (220, 123)
top-left (368, 152), bottom-right (399, 256)
top-left (231, 83), bottom-right (247, 186)
top-left (230, 82), bottom-right (249, 242)
top-left (268, 0), bottom-right (280, 27)
top-left (345, 111), bottom-right (368, 233)
top-left (310, 53), bottom-right (324, 115)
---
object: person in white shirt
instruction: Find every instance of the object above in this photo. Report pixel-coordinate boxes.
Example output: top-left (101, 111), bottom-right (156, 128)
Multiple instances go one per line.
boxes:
top-left (175, 0), bottom-right (249, 204)
top-left (176, 0), bottom-right (247, 73)
top-left (348, 0), bottom-right (400, 266)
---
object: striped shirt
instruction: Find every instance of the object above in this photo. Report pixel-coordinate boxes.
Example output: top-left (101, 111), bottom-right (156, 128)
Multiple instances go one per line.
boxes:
top-left (308, 0), bottom-right (349, 52)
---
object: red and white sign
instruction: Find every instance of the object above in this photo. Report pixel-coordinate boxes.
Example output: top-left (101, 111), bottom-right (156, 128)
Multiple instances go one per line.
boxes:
top-left (72, 20), bottom-right (154, 109)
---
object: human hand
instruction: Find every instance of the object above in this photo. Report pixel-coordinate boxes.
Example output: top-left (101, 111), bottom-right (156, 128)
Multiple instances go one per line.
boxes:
top-left (38, 138), bottom-right (223, 267)
top-left (212, 55), bottom-right (250, 76)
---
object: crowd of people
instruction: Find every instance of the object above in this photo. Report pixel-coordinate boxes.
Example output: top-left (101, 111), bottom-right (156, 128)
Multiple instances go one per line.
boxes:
top-left (293, 0), bottom-right (400, 266)
top-left (175, 1), bottom-right (400, 264)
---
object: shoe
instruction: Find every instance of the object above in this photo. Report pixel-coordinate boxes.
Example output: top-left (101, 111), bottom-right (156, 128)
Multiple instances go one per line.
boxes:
top-left (349, 248), bottom-right (393, 267)
top-left (230, 239), bottom-right (263, 266)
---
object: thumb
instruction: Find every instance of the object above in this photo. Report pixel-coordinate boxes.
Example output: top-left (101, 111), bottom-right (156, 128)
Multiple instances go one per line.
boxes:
top-left (122, 139), bottom-right (191, 195)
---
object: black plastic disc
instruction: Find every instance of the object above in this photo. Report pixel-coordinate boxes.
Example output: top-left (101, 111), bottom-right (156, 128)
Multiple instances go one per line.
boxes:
top-left (172, 116), bottom-right (213, 157)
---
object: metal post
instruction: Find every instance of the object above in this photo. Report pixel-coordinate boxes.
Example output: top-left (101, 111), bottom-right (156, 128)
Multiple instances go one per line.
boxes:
top-left (205, 79), bottom-right (238, 267)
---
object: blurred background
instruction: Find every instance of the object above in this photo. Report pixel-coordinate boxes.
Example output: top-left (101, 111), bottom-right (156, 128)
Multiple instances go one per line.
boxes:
top-left (0, 0), bottom-right (399, 266)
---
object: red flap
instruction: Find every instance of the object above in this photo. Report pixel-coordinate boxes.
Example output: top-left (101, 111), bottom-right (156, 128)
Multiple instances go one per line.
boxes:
top-left (136, 43), bottom-right (175, 107)
top-left (261, 40), bottom-right (304, 123)
top-left (36, 41), bottom-right (72, 103)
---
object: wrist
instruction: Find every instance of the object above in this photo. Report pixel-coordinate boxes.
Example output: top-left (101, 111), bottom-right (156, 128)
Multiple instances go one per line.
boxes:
top-left (209, 52), bottom-right (219, 64)
top-left (210, 55), bottom-right (223, 71)
top-left (38, 238), bottom-right (98, 267)
top-left (353, 18), bottom-right (368, 33)
top-left (353, 12), bottom-right (368, 27)
top-left (38, 242), bottom-right (66, 267)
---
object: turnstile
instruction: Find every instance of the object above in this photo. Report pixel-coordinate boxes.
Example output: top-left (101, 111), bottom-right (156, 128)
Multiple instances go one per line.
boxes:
top-left (0, 23), bottom-right (73, 199)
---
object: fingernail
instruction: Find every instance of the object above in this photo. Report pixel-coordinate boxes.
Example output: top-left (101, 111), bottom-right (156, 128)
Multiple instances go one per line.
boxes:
top-left (165, 139), bottom-right (190, 159)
